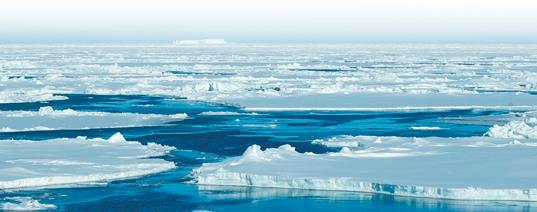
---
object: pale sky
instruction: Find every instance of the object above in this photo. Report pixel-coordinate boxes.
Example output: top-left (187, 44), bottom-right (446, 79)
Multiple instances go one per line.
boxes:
top-left (1, 0), bottom-right (536, 43)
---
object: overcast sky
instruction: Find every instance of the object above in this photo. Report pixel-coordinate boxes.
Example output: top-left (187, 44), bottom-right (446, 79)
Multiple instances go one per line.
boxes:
top-left (1, 0), bottom-right (536, 43)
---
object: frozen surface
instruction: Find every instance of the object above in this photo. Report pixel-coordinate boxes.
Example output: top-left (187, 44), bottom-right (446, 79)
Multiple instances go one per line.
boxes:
top-left (3, 44), bottom-right (537, 206)
top-left (409, 126), bottom-right (443, 130)
top-left (0, 106), bottom-right (187, 132)
top-left (191, 131), bottom-right (537, 200)
top-left (235, 93), bottom-right (537, 111)
top-left (486, 119), bottom-right (537, 139)
top-left (1, 44), bottom-right (537, 109)
top-left (0, 133), bottom-right (176, 190)
top-left (198, 111), bottom-right (264, 116)
top-left (0, 197), bottom-right (57, 211)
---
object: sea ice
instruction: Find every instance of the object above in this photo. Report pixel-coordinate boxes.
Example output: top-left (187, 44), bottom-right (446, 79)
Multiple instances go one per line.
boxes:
top-left (409, 126), bottom-right (443, 130)
top-left (0, 197), bottom-right (57, 211)
top-left (190, 134), bottom-right (537, 200)
top-left (198, 111), bottom-right (264, 116)
top-left (0, 106), bottom-right (187, 132)
top-left (0, 133), bottom-right (176, 190)
top-left (0, 197), bottom-right (58, 211)
top-left (1, 44), bottom-right (537, 108)
top-left (486, 119), bottom-right (537, 139)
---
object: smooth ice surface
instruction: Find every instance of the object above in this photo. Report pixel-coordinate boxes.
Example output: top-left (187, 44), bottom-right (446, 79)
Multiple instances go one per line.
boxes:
top-left (192, 132), bottom-right (537, 200)
top-left (236, 93), bottom-right (537, 111)
top-left (0, 133), bottom-right (176, 190)
top-left (0, 106), bottom-right (187, 132)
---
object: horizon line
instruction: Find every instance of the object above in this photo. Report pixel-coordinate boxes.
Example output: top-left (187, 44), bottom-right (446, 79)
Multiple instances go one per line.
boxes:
top-left (1, 42), bottom-right (537, 45)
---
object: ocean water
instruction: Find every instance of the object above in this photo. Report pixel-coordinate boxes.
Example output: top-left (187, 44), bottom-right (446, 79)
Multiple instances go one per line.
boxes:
top-left (2, 44), bottom-right (537, 211)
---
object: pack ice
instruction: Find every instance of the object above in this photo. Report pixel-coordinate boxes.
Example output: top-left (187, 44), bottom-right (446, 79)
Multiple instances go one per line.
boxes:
top-left (0, 133), bottom-right (176, 190)
top-left (2, 44), bottom-right (537, 110)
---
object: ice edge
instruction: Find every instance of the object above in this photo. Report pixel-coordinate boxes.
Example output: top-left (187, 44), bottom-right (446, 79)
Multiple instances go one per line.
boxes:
top-left (194, 172), bottom-right (537, 201)
top-left (245, 105), bottom-right (537, 111)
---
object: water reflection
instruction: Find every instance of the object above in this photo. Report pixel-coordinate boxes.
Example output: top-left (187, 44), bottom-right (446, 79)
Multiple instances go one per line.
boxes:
top-left (196, 185), bottom-right (537, 212)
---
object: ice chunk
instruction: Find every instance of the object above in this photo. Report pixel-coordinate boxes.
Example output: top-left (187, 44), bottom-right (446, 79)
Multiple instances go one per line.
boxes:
top-left (312, 135), bottom-right (371, 149)
top-left (0, 197), bottom-right (57, 211)
top-left (38, 106), bottom-right (54, 115)
top-left (485, 119), bottom-right (537, 139)
top-left (230, 145), bottom-right (270, 166)
top-left (108, 132), bottom-right (126, 143)
top-left (409, 126), bottom-right (443, 130)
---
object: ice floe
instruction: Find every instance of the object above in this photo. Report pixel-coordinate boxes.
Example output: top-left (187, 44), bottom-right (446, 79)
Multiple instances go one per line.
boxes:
top-left (190, 134), bottom-right (537, 200)
top-left (0, 106), bottom-right (187, 132)
top-left (409, 126), bottom-right (444, 130)
top-left (0, 133), bottom-right (176, 190)
top-left (0, 197), bottom-right (57, 211)
top-left (198, 111), bottom-right (265, 116)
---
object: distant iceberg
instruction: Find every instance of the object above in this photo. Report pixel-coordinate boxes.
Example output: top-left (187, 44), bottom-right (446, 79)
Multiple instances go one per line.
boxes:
top-left (173, 39), bottom-right (227, 44)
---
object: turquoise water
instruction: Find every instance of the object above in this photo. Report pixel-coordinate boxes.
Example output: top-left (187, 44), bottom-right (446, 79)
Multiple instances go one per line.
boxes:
top-left (0, 95), bottom-right (532, 211)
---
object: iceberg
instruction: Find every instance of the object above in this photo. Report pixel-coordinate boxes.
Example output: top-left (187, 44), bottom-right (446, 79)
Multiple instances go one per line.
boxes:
top-left (173, 39), bottom-right (227, 44)
top-left (190, 135), bottom-right (537, 200)
top-left (0, 133), bottom-right (176, 190)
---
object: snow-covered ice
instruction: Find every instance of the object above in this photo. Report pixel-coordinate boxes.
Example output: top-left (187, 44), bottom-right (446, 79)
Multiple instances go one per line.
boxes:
top-left (486, 119), bottom-right (537, 139)
top-left (3, 43), bottom-right (537, 204)
top-left (198, 111), bottom-right (264, 116)
top-left (409, 126), bottom-right (443, 130)
top-left (191, 129), bottom-right (537, 200)
top-left (1, 44), bottom-right (537, 109)
top-left (0, 106), bottom-right (187, 132)
top-left (0, 133), bottom-right (176, 190)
